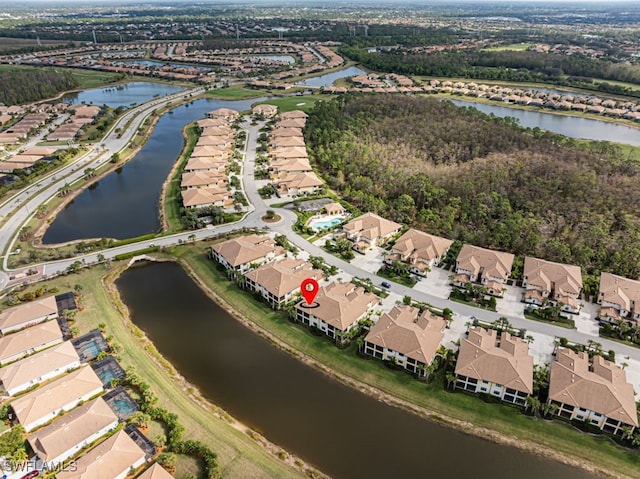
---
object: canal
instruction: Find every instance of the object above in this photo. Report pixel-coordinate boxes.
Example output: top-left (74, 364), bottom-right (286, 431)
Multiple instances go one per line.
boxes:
top-left (60, 81), bottom-right (184, 108)
top-left (42, 94), bottom-right (267, 244)
top-left (116, 261), bottom-right (597, 479)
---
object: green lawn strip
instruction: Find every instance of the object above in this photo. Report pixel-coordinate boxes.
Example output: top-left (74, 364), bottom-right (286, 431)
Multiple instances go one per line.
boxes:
top-left (205, 87), bottom-right (266, 100)
top-left (524, 310), bottom-right (576, 329)
top-left (376, 267), bottom-right (416, 287)
top-left (253, 95), bottom-right (329, 113)
top-left (14, 265), bottom-right (304, 479)
top-left (448, 290), bottom-right (497, 312)
top-left (162, 122), bottom-right (199, 233)
top-left (174, 244), bottom-right (640, 478)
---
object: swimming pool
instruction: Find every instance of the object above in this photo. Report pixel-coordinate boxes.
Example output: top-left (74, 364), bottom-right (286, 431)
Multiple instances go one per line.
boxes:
top-left (306, 215), bottom-right (345, 232)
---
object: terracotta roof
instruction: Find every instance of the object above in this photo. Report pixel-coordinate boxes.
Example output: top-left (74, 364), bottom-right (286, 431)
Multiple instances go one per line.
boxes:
top-left (272, 146), bottom-right (309, 160)
top-left (181, 187), bottom-right (231, 208)
top-left (12, 366), bottom-right (103, 431)
top-left (275, 172), bottom-right (323, 190)
top-left (365, 305), bottom-right (445, 364)
top-left (456, 245), bottom-right (514, 281)
top-left (181, 171), bottom-right (227, 188)
top-left (252, 104), bottom-right (278, 116)
top-left (208, 107), bottom-right (240, 120)
top-left (391, 229), bottom-right (453, 265)
top-left (0, 341), bottom-right (79, 394)
top-left (269, 158), bottom-right (312, 174)
top-left (271, 136), bottom-right (306, 148)
top-left (324, 202), bottom-right (345, 215)
top-left (0, 296), bottom-right (58, 332)
top-left (137, 463), bottom-right (174, 479)
top-left (275, 118), bottom-right (306, 129)
top-left (455, 328), bottom-right (533, 394)
top-left (245, 259), bottom-right (323, 299)
top-left (296, 282), bottom-right (378, 331)
top-left (343, 213), bottom-right (402, 242)
top-left (599, 272), bottom-right (640, 313)
top-left (56, 429), bottom-right (146, 479)
top-left (270, 127), bottom-right (303, 138)
top-left (190, 145), bottom-right (229, 158)
top-left (549, 349), bottom-right (638, 427)
top-left (184, 157), bottom-right (227, 172)
top-left (280, 110), bottom-right (308, 119)
top-left (27, 397), bottom-right (118, 462)
top-left (211, 235), bottom-right (278, 268)
top-left (0, 320), bottom-right (63, 364)
top-left (197, 118), bottom-right (229, 128)
top-left (523, 257), bottom-right (582, 297)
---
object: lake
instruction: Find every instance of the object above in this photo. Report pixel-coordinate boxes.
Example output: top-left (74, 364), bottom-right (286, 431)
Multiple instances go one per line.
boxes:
top-left (41, 96), bottom-right (266, 244)
top-left (116, 261), bottom-right (597, 479)
top-left (451, 99), bottom-right (640, 146)
top-left (297, 66), bottom-right (367, 88)
top-left (60, 81), bottom-right (184, 108)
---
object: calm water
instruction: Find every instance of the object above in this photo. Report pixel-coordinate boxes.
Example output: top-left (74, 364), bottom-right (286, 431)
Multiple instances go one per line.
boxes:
top-left (60, 82), bottom-right (184, 108)
top-left (298, 65), bottom-right (367, 87)
top-left (117, 261), bottom-right (597, 479)
top-left (42, 96), bottom-right (266, 243)
top-left (451, 99), bottom-right (640, 146)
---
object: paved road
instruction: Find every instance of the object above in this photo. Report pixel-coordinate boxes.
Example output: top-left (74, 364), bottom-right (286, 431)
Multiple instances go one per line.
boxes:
top-left (4, 105), bottom-right (640, 366)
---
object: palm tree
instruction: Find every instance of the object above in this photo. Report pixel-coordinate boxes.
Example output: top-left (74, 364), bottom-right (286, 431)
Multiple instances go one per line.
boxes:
top-left (526, 396), bottom-right (541, 416)
top-left (445, 372), bottom-right (457, 390)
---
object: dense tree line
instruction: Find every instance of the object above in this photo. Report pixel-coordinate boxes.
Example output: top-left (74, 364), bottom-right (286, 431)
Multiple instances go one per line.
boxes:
top-left (341, 47), bottom-right (640, 87)
top-left (0, 68), bottom-right (78, 105)
top-left (305, 95), bottom-right (640, 281)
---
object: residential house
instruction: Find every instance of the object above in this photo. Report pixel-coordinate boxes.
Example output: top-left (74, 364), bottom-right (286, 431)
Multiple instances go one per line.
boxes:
top-left (342, 213), bottom-right (402, 252)
top-left (183, 157), bottom-right (227, 173)
top-left (295, 282), bottom-right (379, 342)
top-left (210, 235), bottom-right (284, 274)
top-left (270, 136), bottom-right (306, 149)
top-left (268, 158), bottom-right (312, 178)
top-left (137, 463), bottom-right (174, 479)
top-left (181, 187), bottom-right (233, 210)
top-left (11, 366), bottom-right (103, 431)
top-left (548, 349), bottom-right (638, 435)
top-left (206, 108), bottom-right (240, 121)
top-left (363, 305), bottom-right (446, 377)
top-left (180, 171), bottom-right (228, 189)
top-left (0, 295), bottom-right (58, 335)
top-left (323, 202), bottom-right (345, 216)
top-left (454, 245), bottom-right (515, 297)
top-left (522, 257), bottom-right (583, 313)
top-left (454, 327), bottom-right (533, 406)
top-left (197, 118), bottom-right (229, 128)
top-left (244, 259), bottom-right (324, 309)
top-left (0, 341), bottom-right (80, 396)
top-left (271, 146), bottom-right (309, 161)
top-left (598, 272), bottom-right (640, 323)
top-left (27, 397), bottom-right (119, 465)
top-left (280, 110), bottom-right (308, 121)
top-left (273, 172), bottom-right (324, 196)
top-left (275, 118), bottom-right (306, 129)
top-left (385, 229), bottom-right (453, 276)
top-left (56, 429), bottom-right (146, 479)
top-left (0, 320), bottom-right (64, 365)
top-left (252, 104), bottom-right (278, 118)
top-left (270, 127), bottom-right (303, 138)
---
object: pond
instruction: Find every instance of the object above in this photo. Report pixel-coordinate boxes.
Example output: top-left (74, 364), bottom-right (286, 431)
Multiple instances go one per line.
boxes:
top-left (60, 81), bottom-right (184, 108)
top-left (297, 65), bottom-right (367, 88)
top-left (117, 261), bottom-right (597, 479)
top-left (42, 96), bottom-right (267, 243)
top-left (451, 99), bottom-right (640, 146)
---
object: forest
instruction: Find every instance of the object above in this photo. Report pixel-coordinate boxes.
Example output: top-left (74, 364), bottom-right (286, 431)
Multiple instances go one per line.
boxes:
top-left (0, 68), bottom-right (78, 105)
top-left (305, 95), bottom-right (640, 291)
top-left (340, 47), bottom-right (640, 94)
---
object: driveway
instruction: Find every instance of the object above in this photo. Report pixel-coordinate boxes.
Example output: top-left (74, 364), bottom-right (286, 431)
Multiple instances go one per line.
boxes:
top-left (413, 266), bottom-right (452, 299)
top-left (574, 301), bottom-right (600, 337)
top-left (496, 285), bottom-right (525, 318)
top-left (350, 246), bottom-right (386, 274)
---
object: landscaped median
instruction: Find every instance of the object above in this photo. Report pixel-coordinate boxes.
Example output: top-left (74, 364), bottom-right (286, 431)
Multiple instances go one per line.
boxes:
top-left (171, 241), bottom-right (640, 479)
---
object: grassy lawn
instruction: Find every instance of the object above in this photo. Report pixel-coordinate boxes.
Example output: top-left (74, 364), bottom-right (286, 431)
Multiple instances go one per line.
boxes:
top-left (162, 122), bottom-right (199, 233)
top-left (68, 69), bottom-right (122, 89)
top-left (524, 310), bottom-right (576, 329)
top-left (483, 43), bottom-right (535, 52)
top-left (254, 95), bottom-right (329, 112)
top-left (205, 86), bottom-right (266, 100)
top-left (172, 243), bottom-right (640, 478)
top-left (376, 267), bottom-right (417, 287)
top-left (13, 264), bottom-right (304, 479)
top-left (449, 289), bottom-right (497, 312)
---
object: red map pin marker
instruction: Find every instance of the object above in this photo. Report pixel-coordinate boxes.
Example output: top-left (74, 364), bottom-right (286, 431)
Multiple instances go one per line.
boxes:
top-left (301, 278), bottom-right (319, 306)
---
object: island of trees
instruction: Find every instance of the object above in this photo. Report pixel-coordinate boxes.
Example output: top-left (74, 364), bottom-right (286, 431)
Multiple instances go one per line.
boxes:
top-left (305, 95), bottom-right (640, 294)
top-left (0, 68), bottom-right (79, 105)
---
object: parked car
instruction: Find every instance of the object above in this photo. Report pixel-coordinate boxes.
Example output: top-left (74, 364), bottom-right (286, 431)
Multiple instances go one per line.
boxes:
top-left (381, 281), bottom-right (392, 289)
top-left (20, 471), bottom-right (39, 479)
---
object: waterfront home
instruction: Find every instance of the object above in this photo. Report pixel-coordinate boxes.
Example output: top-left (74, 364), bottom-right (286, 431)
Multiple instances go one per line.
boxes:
top-left (11, 365), bottom-right (103, 431)
top-left (206, 108), bottom-right (240, 121)
top-left (385, 229), bottom-right (453, 276)
top-left (252, 103), bottom-right (278, 118)
top-left (295, 282), bottom-right (379, 342)
top-left (0, 320), bottom-right (64, 365)
top-left (522, 257), bottom-right (583, 313)
top-left (0, 295), bottom-right (58, 335)
top-left (197, 118), bottom-right (229, 128)
top-left (273, 171), bottom-right (324, 196)
top-left (363, 305), bottom-right (446, 377)
top-left (244, 259), bottom-right (324, 309)
top-left (197, 135), bottom-right (234, 148)
top-left (56, 429), bottom-right (146, 479)
top-left (548, 349), bottom-right (638, 435)
top-left (137, 463), bottom-right (174, 479)
top-left (323, 202), bottom-right (345, 216)
top-left (0, 340), bottom-right (80, 396)
top-left (190, 145), bottom-right (230, 159)
top-left (181, 187), bottom-right (234, 210)
top-left (454, 327), bottom-right (533, 406)
top-left (597, 272), bottom-right (640, 323)
top-left (27, 397), bottom-right (119, 465)
top-left (181, 171), bottom-right (228, 189)
top-left (454, 245), bottom-right (515, 297)
top-left (341, 212), bottom-right (402, 252)
top-left (210, 235), bottom-right (284, 274)
top-left (183, 157), bottom-right (228, 173)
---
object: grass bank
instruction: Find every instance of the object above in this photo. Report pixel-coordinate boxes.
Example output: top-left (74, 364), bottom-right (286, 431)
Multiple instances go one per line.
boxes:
top-left (11, 263), bottom-right (306, 479)
top-left (173, 242), bottom-right (640, 479)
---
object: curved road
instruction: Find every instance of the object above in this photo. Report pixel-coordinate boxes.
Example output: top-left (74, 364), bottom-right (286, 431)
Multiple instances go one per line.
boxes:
top-left (3, 100), bottom-right (640, 367)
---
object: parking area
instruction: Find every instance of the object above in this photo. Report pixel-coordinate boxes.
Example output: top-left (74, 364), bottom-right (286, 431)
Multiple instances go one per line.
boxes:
top-left (574, 301), bottom-right (600, 336)
top-left (349, 246), bottom-right (386, 274)
top-left (412, 266), bottom-right (452, 298)
top-left (496, 285), bottom-right (525, 318)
